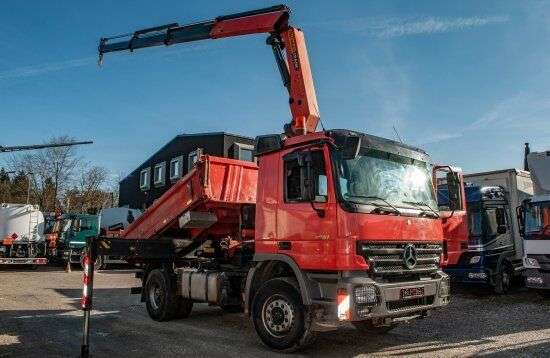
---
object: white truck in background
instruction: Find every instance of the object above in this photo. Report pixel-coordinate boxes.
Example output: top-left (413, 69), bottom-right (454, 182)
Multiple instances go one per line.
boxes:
top-left (518, 150), bottom-right (550, 297)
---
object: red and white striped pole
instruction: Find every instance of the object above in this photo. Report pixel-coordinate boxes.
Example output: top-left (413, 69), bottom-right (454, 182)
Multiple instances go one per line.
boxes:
top-left (81, 243), bottom-right (96, 358)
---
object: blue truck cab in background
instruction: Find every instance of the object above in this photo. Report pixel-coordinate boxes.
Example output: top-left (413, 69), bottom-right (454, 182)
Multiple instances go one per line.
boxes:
top-left (438, 169), bottom-right (533, 293)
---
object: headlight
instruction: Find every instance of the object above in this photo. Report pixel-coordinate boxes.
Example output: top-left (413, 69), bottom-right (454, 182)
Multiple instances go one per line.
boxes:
top-left (354, 285), bottom-right (378, 305)
top-left (469, 256), bottom-right (481, 264)
top-left (439, 276), bottom-right (450, 297)
top-left (524, 256), bottom-right (540, 269)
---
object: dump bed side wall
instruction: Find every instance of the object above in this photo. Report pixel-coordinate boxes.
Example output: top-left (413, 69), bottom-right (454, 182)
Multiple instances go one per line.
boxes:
top-left (123, 156), bottom-right (258, 240)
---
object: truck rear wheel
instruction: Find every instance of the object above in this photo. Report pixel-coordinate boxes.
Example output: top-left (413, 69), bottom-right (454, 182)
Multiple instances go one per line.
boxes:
top-left (251, 278), bottom-right (314, 352)
top-left (145, 268), bottom-right (193, 321)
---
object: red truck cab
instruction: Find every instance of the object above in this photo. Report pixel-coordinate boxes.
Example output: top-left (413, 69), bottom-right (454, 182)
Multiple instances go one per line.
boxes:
top-left (249, 129), bottom-right (450, 327)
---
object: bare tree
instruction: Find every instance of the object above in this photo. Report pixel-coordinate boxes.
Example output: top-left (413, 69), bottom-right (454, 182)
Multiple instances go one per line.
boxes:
top-left (9, 135), bottom-right (80, 211)
top-left (65, 166), bottom-right (111, 213)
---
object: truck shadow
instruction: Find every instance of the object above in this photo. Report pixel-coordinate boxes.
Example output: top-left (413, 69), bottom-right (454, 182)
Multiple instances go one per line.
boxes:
top-left (1, 283), bottom-right (549, 357)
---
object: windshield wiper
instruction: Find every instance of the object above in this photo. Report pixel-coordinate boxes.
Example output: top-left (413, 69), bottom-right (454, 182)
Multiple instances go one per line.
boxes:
top-left (402, 200), bottom-right (440, 218)
top-left (345, 195), bottom-right (401, 215)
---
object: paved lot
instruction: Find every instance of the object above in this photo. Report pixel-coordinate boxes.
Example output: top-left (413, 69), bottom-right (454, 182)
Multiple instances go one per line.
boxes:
top-left (1, 266), bottom-right (549, 357)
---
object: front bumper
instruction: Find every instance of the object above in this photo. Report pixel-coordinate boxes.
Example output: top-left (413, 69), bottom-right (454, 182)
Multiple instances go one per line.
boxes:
top-left (313, 271), bottom-right (450, 325)
top-left (524, 269), bottom-right (550, 290)
top-left (444, 266), bottom-right (492, 284)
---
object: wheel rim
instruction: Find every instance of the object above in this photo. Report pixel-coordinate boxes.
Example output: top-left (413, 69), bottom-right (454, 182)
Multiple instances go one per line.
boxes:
top-left (149, 282), bottom-right (163, 310)
top-left (262, 295), bottom-right (295, 337)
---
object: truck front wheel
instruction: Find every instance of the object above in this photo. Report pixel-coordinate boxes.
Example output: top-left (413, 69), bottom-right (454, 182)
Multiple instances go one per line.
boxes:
top-left (145, 269), bottom-right (192, 321)
top-left (251, 278), bottom-right (314, 352)
top-left (494, 262), bottom-right (513, 294)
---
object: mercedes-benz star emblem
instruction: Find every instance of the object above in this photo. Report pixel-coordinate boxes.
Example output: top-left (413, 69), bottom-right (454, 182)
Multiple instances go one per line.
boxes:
top-left (403, 244), bottom-right (418, 269)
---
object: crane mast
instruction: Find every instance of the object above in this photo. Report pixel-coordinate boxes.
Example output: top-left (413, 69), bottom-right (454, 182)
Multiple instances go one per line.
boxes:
top-left (98, 5), bottom-right (320, 136)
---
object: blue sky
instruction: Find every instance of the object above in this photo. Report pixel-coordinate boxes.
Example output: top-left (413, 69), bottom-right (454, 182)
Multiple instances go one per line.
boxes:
top-left (1, 0), bottom-right (550, 180)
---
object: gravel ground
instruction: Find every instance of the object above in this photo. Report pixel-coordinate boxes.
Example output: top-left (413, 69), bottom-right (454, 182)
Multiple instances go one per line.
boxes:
top-left (1, 266), bottom-right (549, 357)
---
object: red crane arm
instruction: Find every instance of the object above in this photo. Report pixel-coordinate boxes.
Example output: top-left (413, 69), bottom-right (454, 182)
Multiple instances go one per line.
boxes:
top-left (98, 5), bottom-right (319, 136)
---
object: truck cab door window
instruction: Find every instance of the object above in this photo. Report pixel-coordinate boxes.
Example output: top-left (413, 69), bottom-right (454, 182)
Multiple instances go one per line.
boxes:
top-left (485, 207), bottom-right (507, 237)
top-left (284, 151), bottom-right (326, 203)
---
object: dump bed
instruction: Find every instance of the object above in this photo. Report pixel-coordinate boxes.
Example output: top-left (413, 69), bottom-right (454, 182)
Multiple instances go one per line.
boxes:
top-left (123, 155), bottom-right (258, 240)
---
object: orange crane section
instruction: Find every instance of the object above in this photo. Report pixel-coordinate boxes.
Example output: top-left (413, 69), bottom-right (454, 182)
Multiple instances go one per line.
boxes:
top-left (98, 5), bottom-right (319, 136)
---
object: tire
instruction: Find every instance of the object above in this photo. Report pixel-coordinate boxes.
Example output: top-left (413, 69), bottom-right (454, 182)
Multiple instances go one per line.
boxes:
top-left (251, 278), bottom-right (314, 352)
top-left (494, 262), bottom-right (513, 295)
top-left (175, 297), bottom-right (193, 319)
top-left (353, 320), bottom-right (396, 334)
top-left (145, 268), bottom-right (184, 321)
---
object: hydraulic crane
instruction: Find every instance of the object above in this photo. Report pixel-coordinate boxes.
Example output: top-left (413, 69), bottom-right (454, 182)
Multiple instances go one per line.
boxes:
top-left (0, 141), bottom-right (93, 153)
top-left (82, 5), bottom-right (452, 355)
top-left (99, 5), bottom-right (319, 136)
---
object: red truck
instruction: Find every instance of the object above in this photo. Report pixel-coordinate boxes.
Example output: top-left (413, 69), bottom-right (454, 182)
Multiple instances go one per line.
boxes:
top-left (81, 5), bottom-right (454, 354)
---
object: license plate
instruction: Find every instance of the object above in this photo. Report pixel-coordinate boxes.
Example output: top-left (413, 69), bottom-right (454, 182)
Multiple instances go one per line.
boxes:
top-left (400, 287), bottom-right (424, 299)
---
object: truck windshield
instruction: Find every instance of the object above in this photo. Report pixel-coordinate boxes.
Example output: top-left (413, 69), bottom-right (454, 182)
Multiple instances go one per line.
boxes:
top-left (525, 203), bottom-right (550, 239)
top-left (334, 148), bottom-right (437, 212)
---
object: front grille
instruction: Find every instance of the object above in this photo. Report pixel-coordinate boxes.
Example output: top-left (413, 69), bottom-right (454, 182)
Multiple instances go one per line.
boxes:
top-left (386, 295), bottom-right (435, 311)
top-left (357, 241), bottom-right (442, 276)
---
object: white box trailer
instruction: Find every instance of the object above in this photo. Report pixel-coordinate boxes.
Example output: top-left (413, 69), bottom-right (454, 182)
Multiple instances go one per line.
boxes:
top-left (522, 151), bottom-right (550, 295)
top-left (464, 169), bottom-right (533, 262)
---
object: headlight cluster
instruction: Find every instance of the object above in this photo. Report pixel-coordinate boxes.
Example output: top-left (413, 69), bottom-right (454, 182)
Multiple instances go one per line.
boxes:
top-left (439, 276), bottom-right (450, 297)
top-left (524, 256), bottom-right (540, 269)
top-left (354, 285), bottom-right (378, 318)
top-left (354, 285), bottom-right (378, 305)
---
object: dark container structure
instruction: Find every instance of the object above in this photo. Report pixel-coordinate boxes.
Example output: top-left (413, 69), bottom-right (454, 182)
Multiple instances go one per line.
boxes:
top-left (118, 132), bottom-right (254, 209)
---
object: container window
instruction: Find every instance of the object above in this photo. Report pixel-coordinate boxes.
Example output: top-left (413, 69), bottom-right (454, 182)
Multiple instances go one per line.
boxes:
top-left (170, 156), bottom-right (183, 180)
top-left (153, 162), bottom-right (166, 186)
top-left (139, 168), bottom-right (150, 190)
top-left (188, 148), bottom-right (203, 170)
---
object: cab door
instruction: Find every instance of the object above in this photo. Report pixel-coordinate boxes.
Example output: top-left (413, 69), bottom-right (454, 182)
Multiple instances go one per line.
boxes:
top-left (276, 145), bottom-right (338, 270)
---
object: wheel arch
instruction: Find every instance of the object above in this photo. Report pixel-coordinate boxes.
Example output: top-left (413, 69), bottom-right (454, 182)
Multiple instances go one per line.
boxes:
top-left (244, 254), bottom-right (312, 315)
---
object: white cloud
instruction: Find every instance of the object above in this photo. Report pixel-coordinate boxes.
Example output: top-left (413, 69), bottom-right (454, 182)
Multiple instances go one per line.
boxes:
top-left (308, 15), bottom-right (509, 38)
top-left (0, 57), bottom-right (95, 81)
top-left (357, 48), bottom-right (412, 138)
top-left (415, 93), bottom-right (550, 145)
top-left (377, 15), bottom-right (509, 38)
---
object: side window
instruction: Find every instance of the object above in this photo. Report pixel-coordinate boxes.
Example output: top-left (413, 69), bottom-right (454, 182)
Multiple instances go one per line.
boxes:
top-left (284, 150), bottom-right (326, 203)
top-left (80, 219), bottom-right (92, 231)
top-left (234, 143), bottom-right (255, 162)
top-left (188, 148), bottom-right (203, 170)
top-left (170, 156), bottom-right (183, 180)
top-left (153, 162), bottom-right (166, 186)
top-left (139, 168), bottom-right (150, 190)
top-left (485, 207), bottom-right (507, 235)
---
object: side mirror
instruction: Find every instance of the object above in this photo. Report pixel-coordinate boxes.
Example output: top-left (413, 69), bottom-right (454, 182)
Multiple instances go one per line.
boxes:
top-left (342, 136), bottom-right (361, 160)
top-left (516, 205), bottom-right (525, 237)
top-left (446, 172), bottom-right (462, 211)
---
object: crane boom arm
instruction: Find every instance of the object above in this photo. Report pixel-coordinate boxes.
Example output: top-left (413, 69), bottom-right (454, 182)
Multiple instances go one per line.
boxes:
top-left (0, 141), bottom-right (93, 153)
top-left (98, 5), bottom-right (319, 136)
